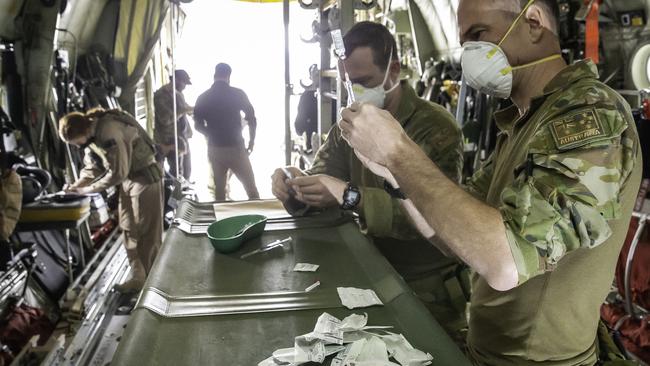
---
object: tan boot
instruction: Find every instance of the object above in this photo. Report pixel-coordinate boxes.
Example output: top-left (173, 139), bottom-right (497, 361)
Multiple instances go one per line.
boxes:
top-left (114, 277), bottom-right (144, 294)
top-left (115, 250), bottom-right (146, 294)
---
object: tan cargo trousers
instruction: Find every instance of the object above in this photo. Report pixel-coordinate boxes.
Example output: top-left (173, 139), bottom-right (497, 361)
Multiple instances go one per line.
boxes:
top-left (119, 178), bottom-right (164, 274)
top-left (207, 144), bottom-right (259, 201)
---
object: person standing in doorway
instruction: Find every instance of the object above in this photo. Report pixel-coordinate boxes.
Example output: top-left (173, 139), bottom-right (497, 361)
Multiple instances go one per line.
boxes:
top-left (154, 69), bottom-right (194, 180)
top-left (194, 63), bottom-right (259, 201)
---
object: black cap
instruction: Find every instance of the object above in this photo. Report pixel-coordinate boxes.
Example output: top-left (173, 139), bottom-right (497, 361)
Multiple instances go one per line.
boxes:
top-left (174, 69), bottom-right (192, 85)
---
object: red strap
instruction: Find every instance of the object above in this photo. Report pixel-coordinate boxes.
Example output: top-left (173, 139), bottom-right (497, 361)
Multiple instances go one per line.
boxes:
top-left (585, 0), bottom-right (601, 63)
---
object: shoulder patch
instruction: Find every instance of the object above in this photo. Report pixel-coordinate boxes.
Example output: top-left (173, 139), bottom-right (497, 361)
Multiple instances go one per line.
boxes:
top-left (102, 139), bottom-right (117, 149)
top-left (549, 108), bottom-right (608, 150)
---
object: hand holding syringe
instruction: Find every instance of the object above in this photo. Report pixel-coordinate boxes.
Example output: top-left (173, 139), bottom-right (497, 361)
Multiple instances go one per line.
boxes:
top-left (331, 29), bottom-right (355, 104)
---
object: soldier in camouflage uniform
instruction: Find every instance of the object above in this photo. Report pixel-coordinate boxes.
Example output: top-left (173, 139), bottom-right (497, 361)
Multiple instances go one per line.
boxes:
top-left (154, 69), bottom-right (194, 180)
top-left (272, 22), bottom-right (466, 334)
top-left (339, 0), bottom-right (642, 364)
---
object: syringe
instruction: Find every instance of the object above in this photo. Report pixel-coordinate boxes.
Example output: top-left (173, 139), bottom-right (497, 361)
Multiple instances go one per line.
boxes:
top-left (331, 29), bottom-right (356, 103)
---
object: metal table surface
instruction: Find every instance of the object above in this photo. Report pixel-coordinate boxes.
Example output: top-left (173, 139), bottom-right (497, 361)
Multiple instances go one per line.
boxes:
top-left (112, 199), bottom-right (471, 365)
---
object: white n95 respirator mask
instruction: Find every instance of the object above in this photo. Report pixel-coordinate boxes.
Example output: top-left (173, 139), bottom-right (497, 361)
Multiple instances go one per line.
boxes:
top-left (351, 50), bottom-right (399, 108)
top-left (461, 42), bottom-right (515, 99)
top-left (460, 0), bottom-right (562, 99)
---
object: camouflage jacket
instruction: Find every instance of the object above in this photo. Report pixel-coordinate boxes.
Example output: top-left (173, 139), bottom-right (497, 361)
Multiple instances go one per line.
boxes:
top-left (308, 81), bottom-right (464, 240)
top-left (153, 83), bottom-right (193, 145)
top-left (466, 60), bottom-right (642, 365)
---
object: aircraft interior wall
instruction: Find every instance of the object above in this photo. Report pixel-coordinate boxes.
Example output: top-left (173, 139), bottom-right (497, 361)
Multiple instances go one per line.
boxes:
top-left (0, 0), bottom-right (649, 364)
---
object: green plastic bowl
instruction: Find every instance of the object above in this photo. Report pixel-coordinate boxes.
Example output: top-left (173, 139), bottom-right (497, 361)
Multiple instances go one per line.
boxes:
top-left (207, 214), bottom-right (267, 254)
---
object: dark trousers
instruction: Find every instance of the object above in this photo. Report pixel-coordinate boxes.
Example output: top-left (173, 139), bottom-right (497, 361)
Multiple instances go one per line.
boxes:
top-left (164, 148), bottom-right (191, 181)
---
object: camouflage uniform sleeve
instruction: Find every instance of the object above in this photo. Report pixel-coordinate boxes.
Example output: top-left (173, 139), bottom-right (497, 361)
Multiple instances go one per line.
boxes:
top-left (403, 104), bottom-right (465, 183)
top-left (359, 186), bottom-right (438, 239)
top-left (154, 87), bottom-right (176, 145)
top-left (176, 91), bottom-right (193, 116)
top-left (419, 122), bottom-right (464, 184)
top-left (466, 155), bottom-right (494, 201)
top-left (306, 124), bottom-right (350, 180)
top-left (500, 106), bottom-right (637, 284)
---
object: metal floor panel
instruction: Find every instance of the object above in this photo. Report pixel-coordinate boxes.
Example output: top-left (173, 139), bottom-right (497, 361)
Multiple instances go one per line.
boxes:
top-left (39, 230), bottom-right (135, 366)
top-left (87, 314), bottom-right (131, 366)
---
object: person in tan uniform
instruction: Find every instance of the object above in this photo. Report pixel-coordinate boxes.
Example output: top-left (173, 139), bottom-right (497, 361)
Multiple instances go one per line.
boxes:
top-left (59, 108), bottom-right (164, 293)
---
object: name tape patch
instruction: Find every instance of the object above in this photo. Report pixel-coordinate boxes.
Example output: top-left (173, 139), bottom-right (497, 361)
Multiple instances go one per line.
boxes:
top-left (550, 108), bottom-right (606, 150)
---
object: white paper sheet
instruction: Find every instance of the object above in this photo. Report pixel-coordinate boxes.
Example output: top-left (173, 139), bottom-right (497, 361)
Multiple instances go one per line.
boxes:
top-left (337, 287), bottom-right (384, 309)
top-left (293, 263), bottom-right (319, 272)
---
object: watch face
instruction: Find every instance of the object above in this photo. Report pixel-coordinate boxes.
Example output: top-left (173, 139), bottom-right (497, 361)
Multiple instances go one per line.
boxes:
top-left (344, 189), bottom-right (360, 206)
top-left (347, 190), bottom-right (360, 202)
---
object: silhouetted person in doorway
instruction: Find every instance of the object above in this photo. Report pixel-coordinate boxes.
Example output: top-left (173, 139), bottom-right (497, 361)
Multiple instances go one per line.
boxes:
top-left (194, 63), bottom-right (259, 201)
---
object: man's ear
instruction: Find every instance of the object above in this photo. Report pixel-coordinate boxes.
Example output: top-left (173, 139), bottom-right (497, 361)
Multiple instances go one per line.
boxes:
top-left (525, 4), bottom-right (550, 44)
top-left (389, 59), bottom-right (400, 78)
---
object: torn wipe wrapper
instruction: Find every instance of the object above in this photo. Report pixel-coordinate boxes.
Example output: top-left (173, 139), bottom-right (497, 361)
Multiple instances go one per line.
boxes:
top-left (382, 333), bottom-right (433, 366)
top-left (337, 287), bottom-right (384, 309)
top-left (331, 339), bottom-right (367, 366)
top-left (355, 336), bottom-right (393, 365)
top-left (293, 263), bottom-right (319, 272)
top-left (294, 334), bottom-right (326, 363)
top-left (258, 312), bottom-right (433, 366)
top-left (308, 312), bottom-right (344, 345)
top-left (294, 333), bottom-right (347, 364)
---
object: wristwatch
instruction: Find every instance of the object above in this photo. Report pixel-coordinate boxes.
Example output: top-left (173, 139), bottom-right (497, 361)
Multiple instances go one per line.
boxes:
top-left (341, 183), bottom-right (361, 210)
top-left (383, 179), bottom-right (406, 200)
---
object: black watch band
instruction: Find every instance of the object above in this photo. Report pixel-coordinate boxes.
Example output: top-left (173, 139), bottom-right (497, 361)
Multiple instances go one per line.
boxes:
top-left (341, 183), bottom-right (361, 210)
top-left (383, 179), bottom-right (406, 200)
